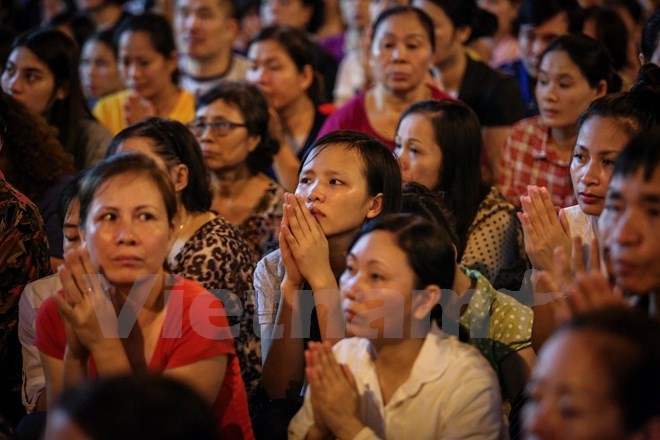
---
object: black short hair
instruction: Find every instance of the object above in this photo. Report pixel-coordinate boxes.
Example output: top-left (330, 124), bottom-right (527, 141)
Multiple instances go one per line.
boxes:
top-left (302, 130), bottom-right (402, 216)
top-left (57, 172), bottom-right (84, 228)
top-left (555, 307), bottom-right (660, 433)
top-left (517, 0), bottom-right (584, 31)
top-left (641, 10), bottom-right (660, 63)
top-left (414, 0), bottom-right (497, 42)
top-left (611, 127), bottom-right (660, 183)
top-left (54, 375), bottom-right (218, 440)
top-left (353, 213), bottom-right (456, 290)
top-left (197, 81), bottom-right (279, 174)
top-left (107, 118), bottom-right (213, 213)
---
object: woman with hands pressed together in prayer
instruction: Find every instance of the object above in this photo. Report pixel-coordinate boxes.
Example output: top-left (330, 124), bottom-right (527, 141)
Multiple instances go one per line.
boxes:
top-left (288, 214), bottom-right (503, 439)
top-left (93, 13), bottom-right (195, 135)
top-left (255, 130), bottom-right (401, 407)
top-left (519, 71), bottom-right (660, 292)
top-left (34, 154), bottom-right (253, 438)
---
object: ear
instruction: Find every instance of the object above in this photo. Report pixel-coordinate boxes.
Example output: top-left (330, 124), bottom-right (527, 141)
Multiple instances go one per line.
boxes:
top-left (54, 85), bottom-right (67, 101)
top-left (171, 163), bottom-right (190, 193)
top-left (166, 50), bottom-right (179, 75)
top-left (639, 52), bottom-right (645, 66)
top-left (300, 64), bottom-right (314, 93)
top-left (412, 284), bottom-right (441, 320)
top-left (594, 79), bottom-right (608, 97)
top-left (246, 134), bottom-right (261, 153)
top-left (455, 25), bottom-right (472, 45)
top-left (226, 18), bottom-right (240, 40)
top-left (365, 193), bottom-right (383, 219)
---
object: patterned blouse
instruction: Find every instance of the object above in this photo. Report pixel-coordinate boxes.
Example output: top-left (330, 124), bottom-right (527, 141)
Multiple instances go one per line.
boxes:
top-left (461, 187), bottom-right (528, 291)
top-left (235, 180), bottom-right (285, 264)
top-left (167, 216), bottom-right (261, 413)
top-left (0, 175), bottom-right (51, 410)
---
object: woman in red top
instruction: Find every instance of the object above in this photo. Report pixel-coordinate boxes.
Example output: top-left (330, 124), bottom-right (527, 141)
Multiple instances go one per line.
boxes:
top-left (35, 154), bottom-right (253, 439)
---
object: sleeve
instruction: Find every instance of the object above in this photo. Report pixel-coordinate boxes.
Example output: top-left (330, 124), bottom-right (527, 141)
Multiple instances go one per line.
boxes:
top-left (19, 284), bottom-right (45, 412)
top-left (480, 75), bottom-right (526, 127)
top-left (497, 127), bottom-right (523, 203)
top-left (34, 296), bottom-right (66, 360)
top-left (461, 202), bottom-right (520, 282)
top-left (489, 294), bottom-right (534, 363)
top-left (92, 94), bottom-right (123, 135)
top-left (254, 251), bottom-right (283, 362)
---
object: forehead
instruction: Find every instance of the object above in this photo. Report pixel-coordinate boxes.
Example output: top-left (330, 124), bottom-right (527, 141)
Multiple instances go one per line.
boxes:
top-left (521, 11), bottom-right (569, 35)
top-left (82, 39), bottom-right (114, 56)
top-left (374, 12), bottom-right (429, 39)
top-left (302, 145), bottom-right (364, 173)
top-left (177, 0), bottom-right (226, 13)
top-left (539, 50), bottom-right (579, 72)
top-left (119, 31), bottom-right (158, 52)
top-left (609, 167), bottom-right (660, 197)
top-left (93, 171), bottom-right (165, 206)
top-left (248, 40), bottom-right (291, 61)
top-left (196, 98), bottom-right (244, 120)
top-left (352, 229), bottom-right (406, 261)
top-left (576, 116), bottom-right (631, 153)
top-left (8, 47), bottom-right (50, 70)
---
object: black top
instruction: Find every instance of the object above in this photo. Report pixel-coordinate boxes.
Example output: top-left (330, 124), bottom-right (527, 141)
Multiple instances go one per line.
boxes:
top-left (459, 56), bottom-right (526, 127)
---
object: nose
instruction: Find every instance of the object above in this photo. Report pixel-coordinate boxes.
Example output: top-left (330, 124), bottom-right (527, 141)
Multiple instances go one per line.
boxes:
top-left (581, 160), bottom-right (600, 185)
top-left (116, 218), bottom-right (138, 245)
top-left (3, 72), bottom-right (20, 94)
top-left (305, 180), bottom-right (325, 203)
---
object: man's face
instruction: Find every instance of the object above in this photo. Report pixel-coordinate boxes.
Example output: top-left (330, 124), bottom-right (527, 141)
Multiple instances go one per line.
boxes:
top-left (518, 11), bottom-right (569, 78)
top-left (174, 0), bottom-right (236, 61)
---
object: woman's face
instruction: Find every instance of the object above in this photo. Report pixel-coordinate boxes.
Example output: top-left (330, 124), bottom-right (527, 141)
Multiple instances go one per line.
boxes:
top-left (118, 31), bottom-right (177, 101)
top-left (80, 39), bottom-right (124, 100)
top-left (536, 50), bottom-right (605, 129)
top-left (571, 116), bottom-right (630, 216)
top-left (395, 112), bottom-right (442, 190)
top-left (340, 0), bottom-right (370, 30)
top-left (246, 40), bottom-right (313, 111)
top-left (370, 11), bottom-right (434, 94)
top-left (523, 330), bottom-right (630, 440)
top-left (81, 172), bottom-right (173, 288)
top-left (1, 47), bottom-right (65, 115)
top-left (194, 99), bottom-right (260, 172)
top-left (412, 0), bottom-right (465, 66)
top-left (295, 146), bottom-right (382, 239)
top-left (260, 0), bottom-right (311, 29)
top-left (340, 229), bottom-right (417, 338)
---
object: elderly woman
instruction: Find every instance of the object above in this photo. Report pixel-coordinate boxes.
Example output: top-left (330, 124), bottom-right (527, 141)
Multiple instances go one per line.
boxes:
top-left (34, 154), bottom-right (253, 438)
top-left (104, 119), bottom-right (262, 413)
top-left (192, 82), bottom-right (285, 263)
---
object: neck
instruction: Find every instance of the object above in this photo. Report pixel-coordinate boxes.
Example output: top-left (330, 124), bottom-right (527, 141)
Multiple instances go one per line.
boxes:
top-left (213, 164), bottom-right (255, 198)
top-left (436, 50), bottom-right (467, 94)
top-left (452, 265), bottom-right (472, 296)
top-left (181, 50), bottom-right (232, 78)
top-left (373, 337), bottom-right (424, 370)
top-left (149, 84), bottom-right (180, 117)
top-left (279, 96), bottom-right (315, 143)
top-left (113, 271), bottom-right (166, 313)
top-left (550, 126), bottom-right (578, 152)
top-left (91, 3), bottom-right (122, 30)
top-left (372, 82), bottom-right (430, 113)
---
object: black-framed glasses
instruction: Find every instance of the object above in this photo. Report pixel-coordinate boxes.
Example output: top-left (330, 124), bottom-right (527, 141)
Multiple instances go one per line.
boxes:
top-left (187, 119), bottom-right (248, 137)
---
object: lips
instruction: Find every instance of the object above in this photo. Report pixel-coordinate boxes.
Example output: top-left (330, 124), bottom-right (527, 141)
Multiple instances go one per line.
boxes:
top-left (578, 192), bottom-right (603, 204)
top-left (113, 255), bottom-right (143, 265)
top-left (308, 206), bottom-right (325, 219)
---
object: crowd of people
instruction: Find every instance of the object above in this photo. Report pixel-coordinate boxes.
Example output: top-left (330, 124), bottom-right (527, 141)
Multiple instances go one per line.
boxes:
top-left (0, 0), bottom-right (658, 438)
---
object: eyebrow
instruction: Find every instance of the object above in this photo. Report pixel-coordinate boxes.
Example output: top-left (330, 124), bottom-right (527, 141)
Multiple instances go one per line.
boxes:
top-left (575, 145), bottom-right (620, 156)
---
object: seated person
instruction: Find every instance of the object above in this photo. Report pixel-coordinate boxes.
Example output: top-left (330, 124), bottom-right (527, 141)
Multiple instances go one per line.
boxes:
top-left (288, 214), bottom-right (504, 439)
top-left (34, 154), bottom-right (253, 438)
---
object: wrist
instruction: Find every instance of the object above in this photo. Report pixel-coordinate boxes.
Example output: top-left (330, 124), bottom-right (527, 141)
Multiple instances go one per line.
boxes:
top-left (335, 417), bottom-right (364, 440)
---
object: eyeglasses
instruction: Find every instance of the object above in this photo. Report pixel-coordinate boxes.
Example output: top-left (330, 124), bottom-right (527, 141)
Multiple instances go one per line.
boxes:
top-left (187, 119), bottom-right (248, 137)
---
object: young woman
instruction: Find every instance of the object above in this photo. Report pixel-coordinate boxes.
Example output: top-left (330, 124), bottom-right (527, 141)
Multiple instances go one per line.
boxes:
top-left (519, 74), bottom-right (660, 277)
top-left (247, 26), bottom-right (334, 162)
top-left (498, 34), bottom-right (622, 209)
top-left (255, 130), bottom-right (401, 404)
top-left (1, 29), bottom-right (112, 169)
top-left (79, 30), bottom-right (125, 110)
top-left (0, 92), bottom-right (74, 260)
top-left (396, 99), bottom-right (527, 289)
top-left (192, 81), bottom-right (285, 263)
top-left (411, 0), bottom-right (525, 180)
top-left (105, 118), bottom-right (261, 411)
top-left (524, 307), bottom-right (660, 439)
top-left (93, 13), bottom-right (195, 135)
top-left (34, 154), bottom-right (253, 438)
top-left (317, 6), bottom-right (452, 151)
top-left (288, 214), bottom-right (503, 439)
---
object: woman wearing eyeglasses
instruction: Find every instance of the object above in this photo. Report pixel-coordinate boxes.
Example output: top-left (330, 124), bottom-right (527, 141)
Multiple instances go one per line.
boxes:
top-left (192, 82), bottom-right (285, 263)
